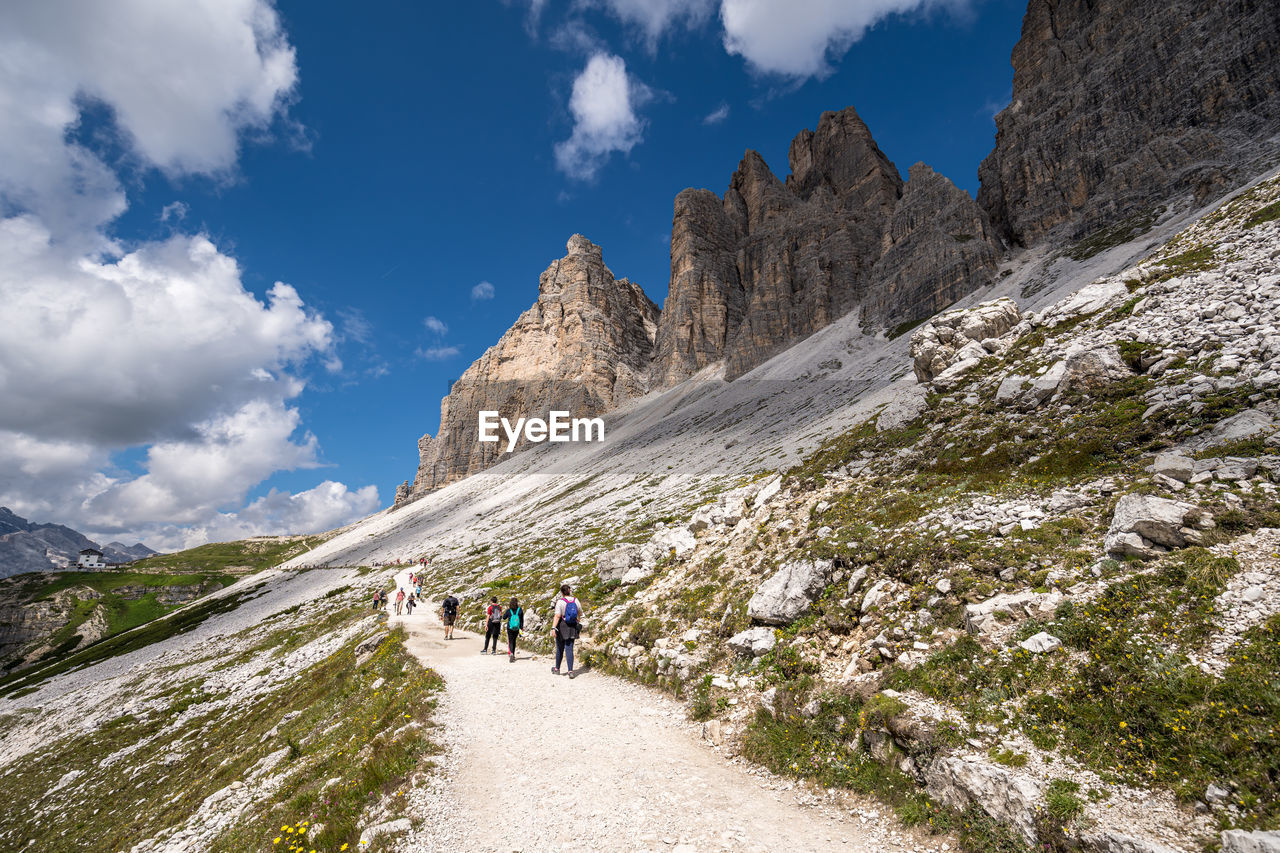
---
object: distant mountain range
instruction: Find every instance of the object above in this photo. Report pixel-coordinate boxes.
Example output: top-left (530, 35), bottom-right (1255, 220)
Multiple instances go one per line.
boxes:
top-left (0, 507), bottom-right (156, 579)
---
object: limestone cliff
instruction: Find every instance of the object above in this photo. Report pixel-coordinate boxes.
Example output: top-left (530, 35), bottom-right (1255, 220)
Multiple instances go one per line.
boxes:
top-left (397, 236), bottom-right (659, 504)
top-left (653, 107), bottom-right (999, 385)
top-left (978, 0), bottom-right (1280, 246)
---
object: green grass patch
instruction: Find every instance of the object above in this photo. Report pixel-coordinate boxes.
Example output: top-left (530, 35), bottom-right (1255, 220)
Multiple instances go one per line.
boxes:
top-left (1244, 200), bottom-right (1280, 229)
top-left (0, 582), bottom-right (267, 696)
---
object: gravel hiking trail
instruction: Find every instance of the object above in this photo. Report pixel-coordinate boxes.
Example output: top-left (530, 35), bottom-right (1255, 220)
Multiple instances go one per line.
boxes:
top-left (386, 572), bottom-right (949, 853)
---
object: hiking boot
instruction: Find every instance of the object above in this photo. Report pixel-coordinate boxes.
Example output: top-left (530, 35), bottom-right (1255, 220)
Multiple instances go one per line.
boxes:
top-left (509, 653), bottom-right (514, 662)
top-left (551, 667), bottom-right (559, 675)
top-left (568, 671), bottom-right (576, 679)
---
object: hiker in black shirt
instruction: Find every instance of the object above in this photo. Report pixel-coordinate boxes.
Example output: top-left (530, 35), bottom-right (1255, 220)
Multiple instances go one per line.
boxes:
top-left (482, 596), bottom-right (503, 654)
top-left (441, 593), bottom-right (459, 640)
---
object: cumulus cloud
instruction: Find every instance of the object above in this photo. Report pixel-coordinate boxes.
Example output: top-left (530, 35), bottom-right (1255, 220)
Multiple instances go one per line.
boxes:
top-left (582, 0), bottom-right (716, 47)
top-left (471, 280), bottom-right (495, 301)
top-left (703, 102), bottom-right (731, 124)
top-left (423, 315), bottom-right (449, 336)
top-left (0, 1), bottom-right (376, 547)
top-left (555, 53), bottom-right (651, 181)
top-left (127, 480), bottom-right (381, 553)
top-left (720, 0), bottom-right (965, 79)
top-left (0, 0), bottom-right (298, 248)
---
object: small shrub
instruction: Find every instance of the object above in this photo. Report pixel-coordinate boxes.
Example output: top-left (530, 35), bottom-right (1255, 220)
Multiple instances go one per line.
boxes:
top-left (1044, 778), bottom-right (1083, 823)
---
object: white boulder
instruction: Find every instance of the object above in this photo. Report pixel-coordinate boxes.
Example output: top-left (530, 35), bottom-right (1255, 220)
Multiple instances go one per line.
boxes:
top-left (727, 626), bottom-right (777, 658)
top-left (1104, 494), bottom-right (1212, 559)
top-left (747, 559), bottom-right (832, 626)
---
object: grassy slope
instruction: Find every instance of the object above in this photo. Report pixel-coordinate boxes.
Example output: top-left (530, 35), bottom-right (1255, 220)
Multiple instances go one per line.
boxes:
top-left (0, 591), bottom-right (442, 853)
top-left (2, 534), bottom-right (336, 689)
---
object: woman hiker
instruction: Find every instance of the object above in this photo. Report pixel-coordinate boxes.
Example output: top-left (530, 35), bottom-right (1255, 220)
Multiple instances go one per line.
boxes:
top-left (405, 593), bottom-right (416, 615)
top-left (482, 596), bottom-right (503, 654)
top-left (551, 584), bottom-right (582, 679)
top-left (394, 587), bottom-right (406, 615)
top-left (502, 597), bottom-right (524, 662)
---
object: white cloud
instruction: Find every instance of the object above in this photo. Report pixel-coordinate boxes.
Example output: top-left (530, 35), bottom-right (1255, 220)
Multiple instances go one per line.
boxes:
top-left (416, 345), bottom-right (461, 361)
top-left (703, 102), bottom-right (731, 124)
top-left (85, 400), bottom-right (321, 528)
top-left (506, 0), bottom-right (550, 35)
top-left (0, 218), bottom-right (331, 447)
top-left (554, 53), bottom-right (651, 181)
top-left (160, 201), bottom-right (189, 222)
top-left (423, 315), bottom-right (449, 336)
top-left (471, 280), bottom-right (495, 301)
top-left (0, 1), bottom-right (376, 548)
top-left (0, 0), bottom-right (298, 248)
top-left (126, 480), bottom-right (381, 553)
top-left (720, 0), bottom-right (965, 79)
top-left (581, 0), bottom-right (716, 47)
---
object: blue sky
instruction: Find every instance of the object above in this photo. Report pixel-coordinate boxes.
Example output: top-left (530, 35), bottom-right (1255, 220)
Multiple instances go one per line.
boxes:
top-left (0, 0), bottom-right (1025, 549)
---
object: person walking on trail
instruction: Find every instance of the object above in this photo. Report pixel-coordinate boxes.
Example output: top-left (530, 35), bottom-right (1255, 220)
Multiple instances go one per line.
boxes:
top-left (371, 589), bottom-right (381, 610)
top-left (551, 584), bottom-right (582, 678)
top-left (482, 596), bottom-right (503, 654)
top-left (395, 588), bottom-right (406, 616)
top-left (502, 597), bottom-right (524, 662)
top-left (441, 593), bottom-right (459, 640)
top-left (405, 593), bottom-right (416, 615)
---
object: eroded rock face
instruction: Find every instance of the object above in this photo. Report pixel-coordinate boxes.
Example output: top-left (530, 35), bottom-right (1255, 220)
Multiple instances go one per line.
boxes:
top-left (868, 163), bottom-right (1002, 330)
top-left (653, 107), bottom-right (999, 385)
top-left (747, 559), bottom-right (832, 626)
top-left (398, 236), bottom-right (659, 504)
top-left (978, 0), bottom-right (1280, 247)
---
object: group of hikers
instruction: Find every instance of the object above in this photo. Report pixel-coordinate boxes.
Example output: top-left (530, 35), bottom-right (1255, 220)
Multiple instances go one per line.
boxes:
top-left (475, 584), bottom-right (583, 676)
top-left (377, 576), bottom-right (584, 678)
top-left (371, 572), bottom-right (424, 616)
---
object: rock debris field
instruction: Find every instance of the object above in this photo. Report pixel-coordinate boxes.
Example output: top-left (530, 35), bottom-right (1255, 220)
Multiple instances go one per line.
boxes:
top-left (388, 574), bottom-right (952, 853)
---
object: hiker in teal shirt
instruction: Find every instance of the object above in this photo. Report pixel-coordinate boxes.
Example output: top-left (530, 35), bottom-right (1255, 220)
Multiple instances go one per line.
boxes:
top-left (502, 597), bottom-right (524, 662)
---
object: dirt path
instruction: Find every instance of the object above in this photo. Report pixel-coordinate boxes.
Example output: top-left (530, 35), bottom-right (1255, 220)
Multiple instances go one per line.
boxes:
top-left (386, 574), bottom-right (948, 853)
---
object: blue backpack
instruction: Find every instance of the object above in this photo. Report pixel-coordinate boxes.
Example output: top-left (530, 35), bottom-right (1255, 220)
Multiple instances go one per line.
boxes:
top-left (507, 607), bottom-right (522, 630)
top-left (562, 598), bottom-right (580, 626)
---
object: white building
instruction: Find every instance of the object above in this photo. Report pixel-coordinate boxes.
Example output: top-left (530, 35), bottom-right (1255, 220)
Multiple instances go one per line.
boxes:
top-left (77, 548), bottom-right (107, 569)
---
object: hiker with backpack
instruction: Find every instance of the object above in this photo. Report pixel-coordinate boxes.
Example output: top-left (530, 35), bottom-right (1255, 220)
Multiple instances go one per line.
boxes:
top-left (502, 597), bottom-right (524, 662)
top-left (405, 593), bottom-right (416, 615)
top-left (441, 593), bottom-right (459, 639)
top-left (551, 584), bottom-right (582, 679)
top-left (482, 596), bottom-right (503, 655)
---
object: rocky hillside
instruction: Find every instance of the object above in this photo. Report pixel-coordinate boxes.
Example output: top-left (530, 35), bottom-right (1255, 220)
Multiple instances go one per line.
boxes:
top-left (577, 176), bottom-right (1280, 852)
top-left (395, 235), bottom-right (659, 505)
top-left (978, 0), bottom-right (1280, 247)
top-left (0, 507), bottom-right (156, 579)
top-left (290, 169), bottom-right (1280, 852)
top-left (0, 564), bottom-right (439, 853)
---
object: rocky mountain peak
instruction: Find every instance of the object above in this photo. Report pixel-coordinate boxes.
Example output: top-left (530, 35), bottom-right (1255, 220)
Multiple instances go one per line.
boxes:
top-left (396, 236), bottom-right (659, 505)
top-left (564, 233), bottom-right (601, 259)
top-left (651, 105), bottom-right (996, 386)
top-left (785, 105), bottom-right (902, 211)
